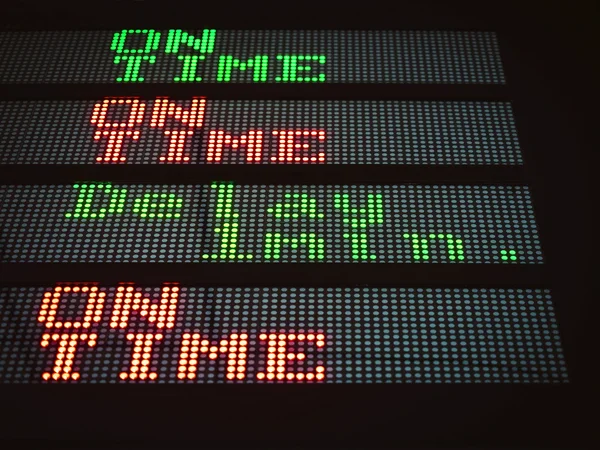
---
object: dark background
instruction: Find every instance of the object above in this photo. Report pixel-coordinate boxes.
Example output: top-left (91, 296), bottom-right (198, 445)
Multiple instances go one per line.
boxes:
top-left (0, 0), bottom-right (595, 448)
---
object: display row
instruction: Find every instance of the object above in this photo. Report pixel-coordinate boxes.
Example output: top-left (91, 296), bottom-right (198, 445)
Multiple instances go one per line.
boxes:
top-left (0, 183), bottom-right (542, 263)
top-left (0, 30), bottom-right (504, 84)
top-left (0, 99), bottom-right (521, 165)
top-left (0, 285), bottom-right (567, 383)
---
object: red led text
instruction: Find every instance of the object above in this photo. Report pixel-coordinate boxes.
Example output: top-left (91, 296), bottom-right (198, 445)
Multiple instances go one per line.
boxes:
top-left (37, 283), bottom-right (327, 383)
top-left (90, 97), bottom-right (326, 164)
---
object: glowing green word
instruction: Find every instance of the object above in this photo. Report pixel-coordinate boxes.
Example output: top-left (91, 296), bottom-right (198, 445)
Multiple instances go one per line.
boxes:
top-left (64, 183), bottom-right (183, 218)
top-left (63, 182), bottom-right (473, 262)
top-left (203, 183), bottom-right (384, 261)
top-left (111, 29), bottom-right (327, 83)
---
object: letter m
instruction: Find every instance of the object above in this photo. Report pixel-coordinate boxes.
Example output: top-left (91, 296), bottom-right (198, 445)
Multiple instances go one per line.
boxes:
top-left (217, 55), bottom-right (269, 82)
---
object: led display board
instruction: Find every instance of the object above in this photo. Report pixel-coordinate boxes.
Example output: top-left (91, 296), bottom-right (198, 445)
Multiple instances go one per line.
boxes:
top-left (0, 99), bottom-right (521, 165)
top-left (0, 286), bottom-right (567, 383)
top-left (0, 183), bottom-right (541, 263)
top-left (0, 30), bottom-right (504, 84)
top-left (0, 28), bottom-right (566, 391)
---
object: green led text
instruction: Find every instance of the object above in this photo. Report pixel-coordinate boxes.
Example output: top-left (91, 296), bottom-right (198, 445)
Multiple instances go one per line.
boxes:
top-left (61, 182), bottom-right (513, 262)
top-left (64, 183), bottom-right (183, 219)
top-left (402, 233), bottom-right (465, 260)
top-left (110, 29), bottom-right (327, 83)
top-left (201, 183), bottom-right (253, 260)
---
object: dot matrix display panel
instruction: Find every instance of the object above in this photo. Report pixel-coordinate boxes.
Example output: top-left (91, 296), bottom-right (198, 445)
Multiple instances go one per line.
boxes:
top-left (0, 99), bottom-right (522, 165)
top-left (0, 30), bottom-right (505, 84)
top-left (0, 286), bottom-right (567, 383)
top-left (0, 25), bottom-right (566, 392)
top-left (0, 183), bottom-right (543, 263)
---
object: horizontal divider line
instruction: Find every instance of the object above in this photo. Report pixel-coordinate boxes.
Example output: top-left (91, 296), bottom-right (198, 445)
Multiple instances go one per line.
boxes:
top-left (0, 165), bottom-right (526, 184)
top-left (0, 264), bottom-right (548, 286)
top-left (0, 84), bottom-right (510, 101)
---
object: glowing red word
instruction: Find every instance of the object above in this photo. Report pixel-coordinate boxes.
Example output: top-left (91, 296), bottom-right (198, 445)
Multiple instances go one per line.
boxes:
top-left (91, 97), bottom-right (205, 162)
top-left (90, 96), bottom-right (326, 163)
top-left (37, 283), bottom-right (326, 382)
